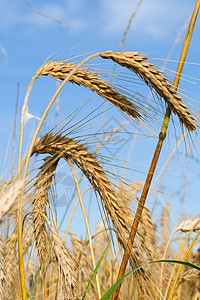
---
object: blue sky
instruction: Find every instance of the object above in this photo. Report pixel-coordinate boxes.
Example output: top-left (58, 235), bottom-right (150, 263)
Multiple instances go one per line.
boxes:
top-left (0, 0), bottom-right (199, 238)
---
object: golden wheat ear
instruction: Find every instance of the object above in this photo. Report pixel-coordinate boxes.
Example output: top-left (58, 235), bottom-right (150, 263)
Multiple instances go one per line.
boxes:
top-left (36, 60), bottom-right (140, 120)
top-left (33, 155), bottom-right (59, 262)
top-left (31, 132), bottom-right (157, 298)
top-left (100, 51), bottom-right (196, 130)
top-left (31, 133), bottom-right (133, 252)
top-left (36, 51), bottom-right (196, 130)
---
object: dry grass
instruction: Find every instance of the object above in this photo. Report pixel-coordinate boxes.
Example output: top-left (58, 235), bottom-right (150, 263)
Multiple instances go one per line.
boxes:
top-left (33, 155), bottom-right (59, 262)
top-left (35, 51), bottom-right (196, 131)
top-left (0, 46), bottom-right (199, 300)
top-left (36, 59), bottom-right (140, 120)
top-left (100, 52), bottom-right (196, 130)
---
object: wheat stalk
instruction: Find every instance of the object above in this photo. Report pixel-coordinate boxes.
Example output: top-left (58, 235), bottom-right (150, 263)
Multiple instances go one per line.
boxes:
top-left (68, 160), bottom-right (102, 299)
top-left (17, 46), bottom-right (197, 297)
top-left (112, 5), bottom-right (199, 295)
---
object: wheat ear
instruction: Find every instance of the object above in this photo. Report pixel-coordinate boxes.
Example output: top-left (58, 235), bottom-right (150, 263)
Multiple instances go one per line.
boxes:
top-left (33, 155), bottom-right (59, 262)
top-left (32, 133), bottom-right (156, 298)
top-left (38, 212), bottom-right (76, 297)
top-left (0, 180), bottom-right (23, 222)
top-left (100, 51), bottom-right (196, 130)
top-left (32, 133), bottom-right (128, 237)
top-left (36, 60), bottom-right (141, 119)
top-left (32, 134), bottom-right (135, 249)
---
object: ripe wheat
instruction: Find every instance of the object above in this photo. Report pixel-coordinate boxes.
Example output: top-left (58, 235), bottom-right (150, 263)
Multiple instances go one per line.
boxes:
top-left (36, 60), bottom-right (140, 119)
top-left (100, 51), bottom-right (196, 130)
top-left (35, 51), bottom-right (196, 130)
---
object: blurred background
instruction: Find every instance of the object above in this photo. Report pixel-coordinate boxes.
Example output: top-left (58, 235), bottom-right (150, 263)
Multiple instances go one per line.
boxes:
top-left (0, 0), bottom-right (199, 241)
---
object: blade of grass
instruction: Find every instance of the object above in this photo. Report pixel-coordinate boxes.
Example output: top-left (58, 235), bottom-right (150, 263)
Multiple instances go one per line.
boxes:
top-left (82, 242), bottom-right (110, 300)
top-left (101, 260), bottom-right (200, 300)
top-left (30, 262), bottom-right (44, 300)
top-left (168, 232), bottom-right (200, 299)
top-left (68, 161), bottom-right (101, 299)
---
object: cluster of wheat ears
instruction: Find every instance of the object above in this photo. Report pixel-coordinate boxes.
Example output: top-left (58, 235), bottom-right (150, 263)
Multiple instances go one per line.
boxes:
top-left (1, 3), bottom-right (200, 299)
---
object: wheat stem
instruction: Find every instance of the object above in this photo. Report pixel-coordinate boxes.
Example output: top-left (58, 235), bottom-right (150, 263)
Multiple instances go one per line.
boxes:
top-left (151, 110), bottom-right (200, 214)
top-left (168, 234), bottom-right (200, 300)
top-left (164, 219), bottom-right (200, 298)
top-left (68, 161), bottom-right (101, 299)
top-left (112, 2), bottom-right (200, 299)
top-left (64, 187), bottom-right (92, 243)
top-left (17, 51), bottom-right (104, 299)
top-left (11, 83), bottom-right (19, 178)
top-left (17, 76), bottom-right (36, 300)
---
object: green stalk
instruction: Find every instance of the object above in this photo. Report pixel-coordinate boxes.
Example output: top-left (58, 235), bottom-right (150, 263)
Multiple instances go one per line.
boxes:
top-left (112, 1), bottom-right (200, 299)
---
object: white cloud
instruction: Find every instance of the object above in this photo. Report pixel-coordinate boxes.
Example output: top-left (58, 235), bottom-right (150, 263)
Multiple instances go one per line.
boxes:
top-left (0, 0), bottom-right (87, 33)
top-left (100, 0), bottom-right (193, 40)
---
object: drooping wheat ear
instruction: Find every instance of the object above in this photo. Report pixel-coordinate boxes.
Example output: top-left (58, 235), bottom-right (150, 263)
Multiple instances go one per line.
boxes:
top-left (116, 184), bottom-right (158, 299)
top-left (100, 51), bottom-right (196, 130)
top-left (5, 232), bottom-right (18, 300)
top-left (0, 179), bottom-right (23, 222)
top-left (116, 183), bottom-right (157, 261)
top-left (33, 155), bottom-right (59, 262)
top-left (161, 204), bottom-right (170, 245)
top-left (32, 133), bottom-right (155, 299)
top-left (36, 60), bottom-right (140, 119)
top-left (32, 133), bottom-right (132, 247)
top-left (46, 219), bottom-right (76, 297)
top-left (70, 234), bottom-right (97, 299)
top-left (174, 216), bottom-right (200, 233)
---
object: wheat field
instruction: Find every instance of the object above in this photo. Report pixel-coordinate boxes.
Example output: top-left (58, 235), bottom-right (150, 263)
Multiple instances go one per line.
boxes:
top-left (0, 1), bottom-right (200, 300)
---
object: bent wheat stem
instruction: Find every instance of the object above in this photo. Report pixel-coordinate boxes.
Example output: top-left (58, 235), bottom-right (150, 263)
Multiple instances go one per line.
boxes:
top-left (164, 219), bottom-right (200, 299)
top-left (168, 235), bottom-right (200, 299)
top-left (64, 187), bottom-right (92, 243)
top-left (17, 76), bottom-right (36, 300)
top-left (113, 1), bottom-right (200, 299)
top-left (68, 161), bottom-right (101, 299)
top-left (17, 51), bottom-right (105, 299)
